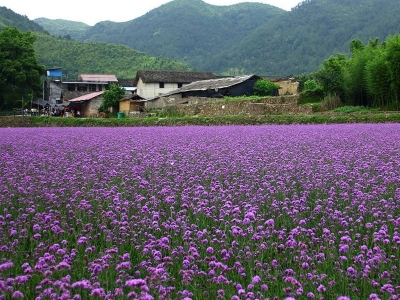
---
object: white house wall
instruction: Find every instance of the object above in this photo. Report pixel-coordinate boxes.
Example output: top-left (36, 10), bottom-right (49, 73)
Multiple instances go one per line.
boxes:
top-left (137, 78), bottom-right (184, 99)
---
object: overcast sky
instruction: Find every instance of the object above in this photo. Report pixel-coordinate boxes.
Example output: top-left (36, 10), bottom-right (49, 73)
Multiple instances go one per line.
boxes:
top-left (1, 0), bottom-right (303, 26)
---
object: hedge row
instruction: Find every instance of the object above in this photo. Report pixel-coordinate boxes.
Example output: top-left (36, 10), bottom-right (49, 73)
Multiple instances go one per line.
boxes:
top-left (1, 113), bottom-right (400, 128)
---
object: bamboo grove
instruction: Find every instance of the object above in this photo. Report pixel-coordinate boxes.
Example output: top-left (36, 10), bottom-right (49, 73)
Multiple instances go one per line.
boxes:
top-left (311, 34), bottom-right (400, 110)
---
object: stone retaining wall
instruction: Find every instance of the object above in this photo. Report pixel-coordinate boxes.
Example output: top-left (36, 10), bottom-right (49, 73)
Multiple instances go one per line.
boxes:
top-left (172, 95), bottom-right (312, 116)
top-left (0, 116), bottom-right (34, 127)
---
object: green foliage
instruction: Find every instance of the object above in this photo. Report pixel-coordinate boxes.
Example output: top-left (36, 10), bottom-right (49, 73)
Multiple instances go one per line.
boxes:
top-left (364, 51), bottom-right (392, 107)
top-left (209, 0), bottom-right (400, 75)
top-left (299, 89), bottom-right (325, 104)
top-left (150, 107), bottom-right (185, 118)
top-left (385, 34), bottom-right (400, 105)
top-left (303, 79), bottom-right (320, 91)
top-left (74, 0), bottom-right (285, 75)
top-left (253, 79), bottom-right (279, 96)
top-left (0, 27), bottom-right (45, 110)
top-left (3, 0), bottom-right (400, 76)
top-left (0, 6), bottom-right (48, 33)
top-left (333, 34), bottom-right (400, 110)
top-left (32, 33), bottom-right (190, 80)
top-left (315, 54), bottom-right (347, 100)
top-left (7, 112), bottom-right (400, 128)
top-left (99, 83), bottom-right (125, 113)
top-left (34, 18), bottom-right (90, 40)
top-left (299, 79), bottom-right (324, 103)
top-left (333, 105), bottom-right (378, 113)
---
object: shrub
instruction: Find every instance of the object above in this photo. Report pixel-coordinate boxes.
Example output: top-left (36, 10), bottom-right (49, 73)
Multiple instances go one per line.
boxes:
top-left (299, 88), bottom-right (325, 104)
top-left (319, 94), bottom-right (342, 112)
top-left (333, 106), bottom-right (380, 113)
top-left (253, 79), bottom-right (279, 96)
top-left (153, 107), bottom-right (185, 118)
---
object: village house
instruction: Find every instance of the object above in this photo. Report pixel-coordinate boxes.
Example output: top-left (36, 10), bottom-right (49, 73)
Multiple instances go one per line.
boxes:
top-left (135, 70), bottom-right (218, 99)
top-left (41, 73), bottom-right (136, 115)
top-left (68, 91), bottom-right (104, 118)
top-left (145, 74), bottom-right (261, 109)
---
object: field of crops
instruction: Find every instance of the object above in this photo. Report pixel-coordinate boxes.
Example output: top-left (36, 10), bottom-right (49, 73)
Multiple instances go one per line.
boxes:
top-left (0, 124), bottom-right (399, 299)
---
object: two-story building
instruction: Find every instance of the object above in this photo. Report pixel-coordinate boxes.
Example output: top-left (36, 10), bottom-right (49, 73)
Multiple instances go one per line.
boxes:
top-left (135, 70), bottom-right (218, 99)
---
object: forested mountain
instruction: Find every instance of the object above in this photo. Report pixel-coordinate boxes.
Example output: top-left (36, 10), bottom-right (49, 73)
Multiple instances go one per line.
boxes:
top-left (225, 0), bottom-right (400, 75)
top-left (33, 33), bottom-right (190, 79)
top-left (34, 18), bottom-right (90, 40)
top-left (0, 6), bottom-right (191, 80)
top-left (78, 0), bottom-right (285, 74)
top-left (3, 0), bottom-right (400, 76)
top-left (34, 0), bottom-right (400, 76)
top-left (0, 6), bottom-right (48, 34)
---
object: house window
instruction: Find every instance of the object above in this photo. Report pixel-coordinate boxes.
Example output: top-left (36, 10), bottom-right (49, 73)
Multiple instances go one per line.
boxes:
top-left (159, 82), bottom-right (165, 88)
top-left (67, 84), bottom-right (75, 91)
top-left (78, 85), bottom-right (87, 92)
top-left (90, 84), bottom-right (97, 92)
top-left (178, 83), bottom-right (183, 88)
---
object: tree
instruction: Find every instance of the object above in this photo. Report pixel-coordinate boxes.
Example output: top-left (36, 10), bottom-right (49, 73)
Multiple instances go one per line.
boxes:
top-left (365, 53), bottom-right (391, 108)
top-left (99, 83), bottom-right (125, 113)
top-left (0, 27), bottom-right (45, 110)
top-left (253, 79), bottom-right (279, 96)
top-left (385, 35), bottom-right (400, 106)
top-left (300, 79), bottom-right (324, 103)
top-left (315, 54), bottom-right (347, 100)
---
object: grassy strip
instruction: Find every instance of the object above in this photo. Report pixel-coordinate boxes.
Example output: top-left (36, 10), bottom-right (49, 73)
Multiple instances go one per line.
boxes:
top-left (2, 113), bottom-right (400, 127)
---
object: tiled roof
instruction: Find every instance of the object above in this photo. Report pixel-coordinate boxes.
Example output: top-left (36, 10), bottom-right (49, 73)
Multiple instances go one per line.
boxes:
top-left (79, 74), bottom-right (118, 82)
top-left (151, 75), bottom-right (259, 99)
top-left (117, 78), bottom-right (136, 87)
top-left (147, 74), bottom-right (260, 101)
top-left (69, 91), bottom-right (104, 102)
top-left (136, 70), bottom-right (217, 84)
top-left (119, 94), bottom-right (145, 101)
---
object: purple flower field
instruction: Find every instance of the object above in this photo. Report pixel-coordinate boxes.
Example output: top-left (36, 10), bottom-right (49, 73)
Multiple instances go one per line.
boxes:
top-left (0, 124), bottom-right (399, 300)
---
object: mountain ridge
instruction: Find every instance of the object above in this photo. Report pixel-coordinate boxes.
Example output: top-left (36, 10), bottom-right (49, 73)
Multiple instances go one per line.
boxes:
top-left (3, 0), bottom-right (400, 76)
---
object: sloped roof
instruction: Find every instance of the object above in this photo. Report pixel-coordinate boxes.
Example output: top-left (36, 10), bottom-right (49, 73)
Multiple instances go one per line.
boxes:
top-left (69, 91), bottom-right (104, 102)
top-left (136, 70), bottom-right (217, 84)
top-left (263, 75), bottom-right (295, 82)
top-left (150, 75), bottom-right (259, 100)
top-left (119, 94), bottom-right (145, 101)
top-left (117, 78), bottom-right (136, 87)
top-left (32, 99), bottom-right (51, 107)
top-left (79, 74), bottom-right (118, 82)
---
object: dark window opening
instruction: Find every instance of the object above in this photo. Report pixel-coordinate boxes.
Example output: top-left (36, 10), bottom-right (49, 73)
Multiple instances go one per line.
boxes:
top-left (178, 83), bottom-right (183, 88)
top-left (77, 85), bottom-right (87, 92)
top-left (159, 82), bottom-right (165, 88)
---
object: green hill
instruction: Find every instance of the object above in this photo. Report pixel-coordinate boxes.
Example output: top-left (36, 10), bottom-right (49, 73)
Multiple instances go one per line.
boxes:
top-left (33, 33), bottom-right (191, 79)
top-left (0, 6), bottom-right (192, 79)
top-left (34, 18), bottom-right (90, 40)
top-left (78, 0), bottom-right (285, 74)
top-left (34, 0), bottom-right (400, 76)
top-left (0, 6), bottom-right (48, 33)
top-left (4, 0), bottom-right (400, 76)
top-left (225, 0), bottom-right (400, 75)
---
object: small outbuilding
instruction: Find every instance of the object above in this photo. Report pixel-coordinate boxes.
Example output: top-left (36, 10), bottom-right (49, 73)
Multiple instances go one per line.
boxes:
top-left (68, 91), bottom-right (104, 117)
top-left (118, 94), bottom-right (146, 116)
